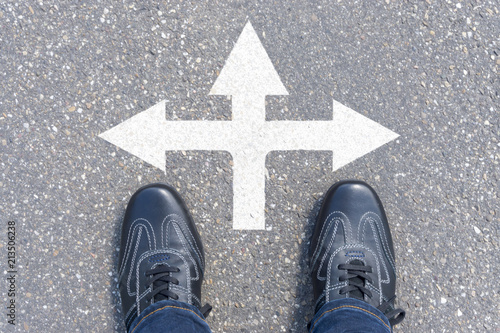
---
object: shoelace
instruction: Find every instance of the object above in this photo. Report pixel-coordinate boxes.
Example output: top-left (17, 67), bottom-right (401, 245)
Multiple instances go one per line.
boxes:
top-left (146, 265), bottom-right (180, 302)
top-left (338, 261), bottom-right (405, 326)
top-left (145, 264), bottom-right (212, 317)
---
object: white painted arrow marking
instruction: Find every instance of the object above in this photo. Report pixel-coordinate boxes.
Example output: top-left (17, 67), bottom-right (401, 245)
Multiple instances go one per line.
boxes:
top-left (99, 21), bottom-right (399, 230)
top-left (208, 21), bottom-right (287, 230)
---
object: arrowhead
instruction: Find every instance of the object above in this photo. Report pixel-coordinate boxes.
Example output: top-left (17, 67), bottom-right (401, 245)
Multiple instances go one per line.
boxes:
top-left (210, 21), bottom-right (288, 97)
top-left (329, 99), bottom-right (399, 171)
top-left (99, 101), bottom-right (167, 172)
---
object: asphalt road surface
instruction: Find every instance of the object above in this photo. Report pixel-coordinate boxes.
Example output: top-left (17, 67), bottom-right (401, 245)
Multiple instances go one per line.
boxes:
top-left (0, 1), bottom-right (498, 332)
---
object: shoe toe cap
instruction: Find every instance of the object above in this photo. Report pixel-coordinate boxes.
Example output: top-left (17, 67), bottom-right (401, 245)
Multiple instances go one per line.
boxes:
top-left (311, 181), bottom-right (387, 255)
top-left (123, 183), bottom-right (192, 224)
top-left (320, 181), bottom-right (385, 223)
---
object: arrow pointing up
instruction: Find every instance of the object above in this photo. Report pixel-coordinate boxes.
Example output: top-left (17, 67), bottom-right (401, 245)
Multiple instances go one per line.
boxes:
top-left (210, 21), bottom-right (288, 121)
top-left (99, 21), bottom-right (399, 230)
top-left (209, 21), bottom-right (289, 229)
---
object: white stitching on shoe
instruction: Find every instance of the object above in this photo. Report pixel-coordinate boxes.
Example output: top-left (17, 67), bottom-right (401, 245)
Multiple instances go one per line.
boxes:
top-left (162, 217), bottom-right (203, 306)
top-left (324, 244), bottom-right (347, 303)
top-left (312, 212), bottom-right (343, 259)
top-left (311, 211), bottom-right (351, 276)
top-left (319, 221), bottom-right (341, 283)
top-left (358, 212), bottom-right (394, 305)
top-left (161, 214), bottom-right (204, 269)
top-left (119, 218), bottom-right (156, 278)
top-left (120, 214), bottom-right (204, 319)
top-left (359, 212), bottom-right (395, 269)
top-left (358, 212), bottom-right (396, 270)
top-left (119, 218), bottom-right (156, 325)
top-left (119, 219), bottom-right (156, 297)
top-left (162, 218), bottom-right (203, 282)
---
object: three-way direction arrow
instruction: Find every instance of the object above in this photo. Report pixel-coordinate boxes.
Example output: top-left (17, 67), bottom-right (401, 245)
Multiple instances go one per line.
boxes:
top-left (99, 21), bottom-right (399, 230)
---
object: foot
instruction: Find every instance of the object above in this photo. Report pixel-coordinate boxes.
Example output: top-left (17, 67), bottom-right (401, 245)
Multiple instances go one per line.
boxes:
top-left (118, 183), bottom-right (211, 331)
top-left (309, 180), bottom-right (405, 326)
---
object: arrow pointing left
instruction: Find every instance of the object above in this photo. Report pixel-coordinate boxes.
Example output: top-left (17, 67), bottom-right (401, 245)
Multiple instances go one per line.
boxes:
top-left (99, 101), bottom-right (233, 171)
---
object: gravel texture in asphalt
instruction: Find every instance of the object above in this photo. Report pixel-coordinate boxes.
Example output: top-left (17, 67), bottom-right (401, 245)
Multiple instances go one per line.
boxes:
top-left (0, 1), bottom-right (498, 332)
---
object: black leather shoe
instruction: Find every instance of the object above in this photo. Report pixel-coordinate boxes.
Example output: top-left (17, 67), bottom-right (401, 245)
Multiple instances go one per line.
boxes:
top-left (310, 180), bottom-right (405, 326)
top-left (118, 183), bottom-right (211, 331)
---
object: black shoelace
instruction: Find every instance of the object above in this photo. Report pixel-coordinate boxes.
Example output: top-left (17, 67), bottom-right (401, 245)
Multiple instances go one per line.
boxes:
top-left (338, 261), bottom-right (405, 326)
top-left (146, 265), bottom-right (180, 302)
top-left (145, 265), bottom-right (212, 317)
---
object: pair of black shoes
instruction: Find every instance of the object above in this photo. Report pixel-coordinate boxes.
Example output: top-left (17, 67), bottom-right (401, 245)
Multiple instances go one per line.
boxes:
top-left (118, 181), bottom-right (405, 331)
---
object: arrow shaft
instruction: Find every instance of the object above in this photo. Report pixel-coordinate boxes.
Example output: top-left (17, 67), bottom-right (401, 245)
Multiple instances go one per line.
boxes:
top-left (263, 121), bottom-right (338, 150)
top-left (159, 121), bottom-right (232, 151)
top-left (232, 151), bottom-right (266, 229)
top-left (158, 120), bottom-right (341, 151)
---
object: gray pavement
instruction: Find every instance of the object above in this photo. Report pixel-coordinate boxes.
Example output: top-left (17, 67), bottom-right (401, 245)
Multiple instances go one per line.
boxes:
top-left (0, 1), bottom-right (498, 332)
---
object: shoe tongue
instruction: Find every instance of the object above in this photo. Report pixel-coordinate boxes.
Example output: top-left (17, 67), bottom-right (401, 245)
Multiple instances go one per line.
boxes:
top-left (349, 260), bottom-right (365, 300)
